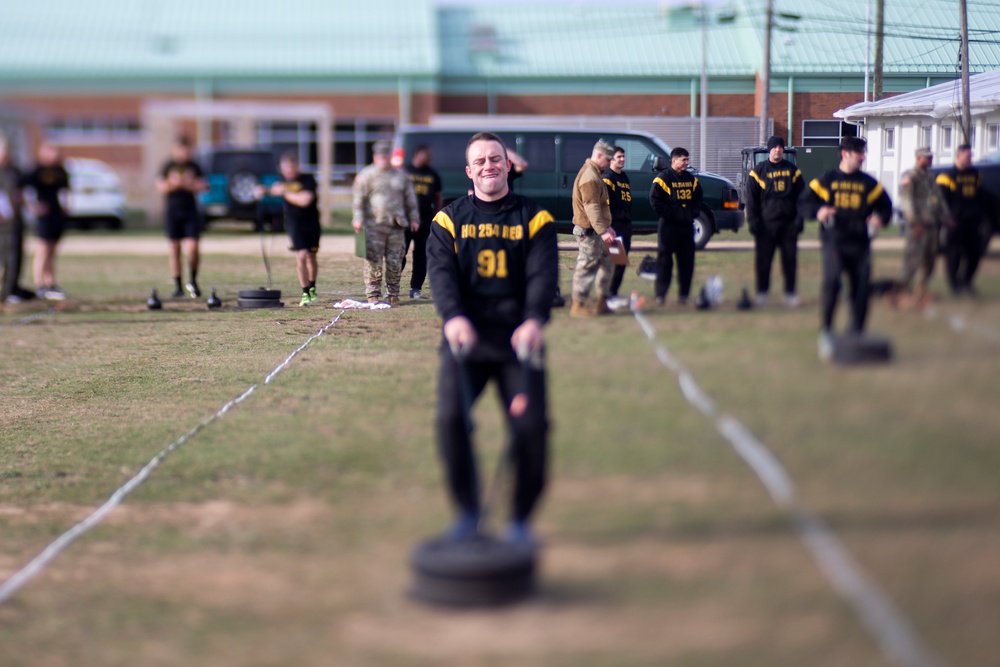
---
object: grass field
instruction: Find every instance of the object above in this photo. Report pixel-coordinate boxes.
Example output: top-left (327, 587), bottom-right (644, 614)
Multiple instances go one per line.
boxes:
top-left (2, 231), bottom-right (999, 667)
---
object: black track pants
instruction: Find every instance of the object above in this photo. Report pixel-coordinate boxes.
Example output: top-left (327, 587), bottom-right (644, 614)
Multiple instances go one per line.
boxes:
top-left (609, 224), bottom-right (633, 297)
top-left (655, 221), bottom-right (695, 300)
top-left (402, 218), bottom-right (432, 291)
top-left (945, 222), bottom-right (984, 294)
top-left (821, 241), bottom-right (871, 332)
top-left (435, 347), bottom-right (549, 522)
top-left (754, 223), bottom-right (798, 295)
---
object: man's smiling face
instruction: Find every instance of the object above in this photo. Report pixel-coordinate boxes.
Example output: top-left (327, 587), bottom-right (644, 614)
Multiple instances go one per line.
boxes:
top-left (466, 139), bottom-right (510, 201)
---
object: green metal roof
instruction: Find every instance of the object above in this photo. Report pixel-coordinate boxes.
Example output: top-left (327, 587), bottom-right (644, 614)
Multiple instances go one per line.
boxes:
top-left (438, 4), bottom-right (759, 79)
top-left (0, 0), bottom-right (998, 88)
top-left (0, 0), bottom-right (439, 80)
top-left (763, 0), bottom-right (1000, 75)
top-left (438, 0), bottom-right (1000, 81)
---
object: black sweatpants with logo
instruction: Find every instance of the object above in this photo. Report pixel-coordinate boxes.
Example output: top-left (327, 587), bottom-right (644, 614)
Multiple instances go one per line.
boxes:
top-left (435, 345), bottom-right (549, 522)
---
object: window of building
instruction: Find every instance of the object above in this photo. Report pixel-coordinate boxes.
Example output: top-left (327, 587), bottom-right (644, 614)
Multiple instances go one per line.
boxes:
top-left (45, 117), bottom-right (142, 145)
top-left (919, 126), bottom-right (932, 150)
top-left (988, 124), bottom-right (1000, 151)
top-left (941, 125), bottom-right (953, 151)
top-left (801, 119), bottom-right (858, 147)
top-left (883, 127), bottom-right (895, 153)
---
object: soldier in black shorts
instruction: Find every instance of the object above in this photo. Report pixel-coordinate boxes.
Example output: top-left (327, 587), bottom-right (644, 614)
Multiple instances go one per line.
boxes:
top-left (427, 132), bottom-right (558, 546)
top-left (258, 151), bottom-right (321, 306)
top-left (22, 143), bottom-right (70, 300)
top-left (156, 137), bottom-right (206, 298)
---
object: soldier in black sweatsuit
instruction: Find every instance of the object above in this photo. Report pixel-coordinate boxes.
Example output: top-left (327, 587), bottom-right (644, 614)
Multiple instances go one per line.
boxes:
top-left (603, 146), bottom-right (632, 298)
top-left (649, 147), bottom-right (703, 304)
top-left (427, 143), bottom-right (558, 542)
top-left (801, 138), bottom-right (892, 335)
top-left (935, 144), bottom-right (990, 296)
top-left (746, 136), bottom-right (805, 303)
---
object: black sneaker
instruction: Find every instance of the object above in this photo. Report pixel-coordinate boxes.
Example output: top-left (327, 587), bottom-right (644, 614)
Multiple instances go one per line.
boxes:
top-left (409, 288), bottom-right (425, 299)
top-left (171, 287), bottom-right (185, 299)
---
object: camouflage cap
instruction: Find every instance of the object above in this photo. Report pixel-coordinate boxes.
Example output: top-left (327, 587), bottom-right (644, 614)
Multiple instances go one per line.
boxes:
top-left (372, 139), bottom-right (392, 156)
top-left (594, 139), bottom-right (615, 158)
top-left (915, 146), bottom-right (933, 158)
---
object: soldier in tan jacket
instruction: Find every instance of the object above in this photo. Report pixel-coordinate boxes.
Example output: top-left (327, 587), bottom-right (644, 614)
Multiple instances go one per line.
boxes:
top-left (352, 140), bottom-right (419, 305)
top-left (570, 139), bottom-right (616, 316)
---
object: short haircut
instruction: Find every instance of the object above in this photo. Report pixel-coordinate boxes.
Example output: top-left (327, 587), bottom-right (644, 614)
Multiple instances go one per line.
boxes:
top-left (465, 132), bottom-right (509, 164)
top-left (413, 144), bottom-right (431, 155)
top-left (957, 143), bottom-right (972, 152)
top-left (670, 147), bottom-right (689, 159)
top-left (612, 145), bottom-right (625, 156)
top-left (279, 150), bottom-right (299, 164)
top-left (175, 135), bottom-right (192, 148)
top-left (840, 137), bottom-right (867, 154)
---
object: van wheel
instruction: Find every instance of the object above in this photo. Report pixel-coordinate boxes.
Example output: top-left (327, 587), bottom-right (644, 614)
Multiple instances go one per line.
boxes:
top-left (693, 209), bottom-right (715, 250)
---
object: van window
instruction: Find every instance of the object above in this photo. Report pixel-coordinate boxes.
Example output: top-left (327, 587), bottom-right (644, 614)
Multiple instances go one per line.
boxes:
top-left (517, 135), bottom-right (556, 171)
top-left (611, 137), bottom-right (665, 174)
top-left (414, 133), bottom-right (516, 170)
top-left (561, 136), bottom-right (600, 171)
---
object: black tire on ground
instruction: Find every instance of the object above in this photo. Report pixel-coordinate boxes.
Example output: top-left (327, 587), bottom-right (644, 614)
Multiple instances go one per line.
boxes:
top-left (832, 333), bottom-right (893, 365)
top-left (693, 208), bottom-right (715, 250)
top-left (236, 298), bottom-right (284, 309)
top-left (237, 289), bottom-right (282, 300)
top-left (410, 535), bottom-right (537, 607)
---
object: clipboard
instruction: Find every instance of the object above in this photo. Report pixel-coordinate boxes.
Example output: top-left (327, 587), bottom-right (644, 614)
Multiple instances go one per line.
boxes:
top-left (608, 237), bottom-right (629, 266)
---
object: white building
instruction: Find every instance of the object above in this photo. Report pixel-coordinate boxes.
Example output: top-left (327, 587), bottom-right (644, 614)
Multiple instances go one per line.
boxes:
top-left (834, 70), bottom-right (1000, 200)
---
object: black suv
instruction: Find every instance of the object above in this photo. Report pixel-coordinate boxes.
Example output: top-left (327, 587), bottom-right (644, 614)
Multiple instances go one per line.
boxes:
top-left (199, 149), bottom-right (284, 232)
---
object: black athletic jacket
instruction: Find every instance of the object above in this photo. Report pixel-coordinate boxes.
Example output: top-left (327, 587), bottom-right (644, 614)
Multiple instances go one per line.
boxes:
top-left (745, 158), bottom-right (804, 233)
top-left (935, 166), bottom-right (987, 226)
top-left (650, 168), bottom-right (703, 225)
top-left (602, 168), bottom-right (632, 227)
top-left (801, 168), bottom-right (892, 248)
top-left (427, 192), bottom-right (558, 360)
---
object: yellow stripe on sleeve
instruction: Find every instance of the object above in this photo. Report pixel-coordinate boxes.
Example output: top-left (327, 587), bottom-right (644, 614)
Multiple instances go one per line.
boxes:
top-left (793, 169), bottom-right (802, 183)
top-left (935, 173), bottom-right (956, 191)
top-left (433, 210), bottom-right (456, 238)
top-left (693, 177), bottom-right (699, 191)
top-left (528, 209), bottom-right (555, 240)
top-left (748, 170), bottom-right (765, 188)
top-left (866, 183), bottom-right (884, 206)
top-left (653, 176), bottom-right (671, 195)
top-left (603, 178), bottom-right (615, 191)
top-left (809, 178), bottom-right (831, 202)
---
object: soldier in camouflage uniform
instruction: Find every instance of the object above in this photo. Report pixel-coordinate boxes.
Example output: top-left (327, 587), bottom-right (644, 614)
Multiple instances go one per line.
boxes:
top-left (351, 140), bottom-right (419, 306)
top-left (894, 147), bottom-right (950, 309)
top-left (570, 139), bottom-right (616, 317)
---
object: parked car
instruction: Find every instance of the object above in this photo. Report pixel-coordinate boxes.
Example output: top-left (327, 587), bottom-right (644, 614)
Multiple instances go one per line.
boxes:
top-left (395, 126), bottom-right (742, 249)
top-left (199, 148), bottom-right (284, 232)
top-left (64, 157), bottom-right (127, 230)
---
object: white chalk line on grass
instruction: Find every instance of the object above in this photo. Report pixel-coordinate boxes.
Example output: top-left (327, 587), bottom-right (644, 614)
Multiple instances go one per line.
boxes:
top-left (0, 308), bottom-right (56, 329)
top-left (0, 310), bottom-right (346, 606)
top-left (633, 311), bottom-right (946, 667)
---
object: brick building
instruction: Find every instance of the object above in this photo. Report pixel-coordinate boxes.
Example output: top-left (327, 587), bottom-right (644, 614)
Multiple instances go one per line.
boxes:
top-left (2, 0), bottom-right (998, 209)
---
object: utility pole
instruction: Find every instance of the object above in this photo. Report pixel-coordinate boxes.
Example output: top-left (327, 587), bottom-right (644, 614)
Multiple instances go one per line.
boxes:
top-left (873, 0), bottom-right (884, 100)
top-left (759, 0), bottom-right (773, 144)
top-left (960, 0), bottom-right (972, 143)
top-left (700, 2), bottom-right (708, 171)
top-left (864, 0), bottom-right (871, 102)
